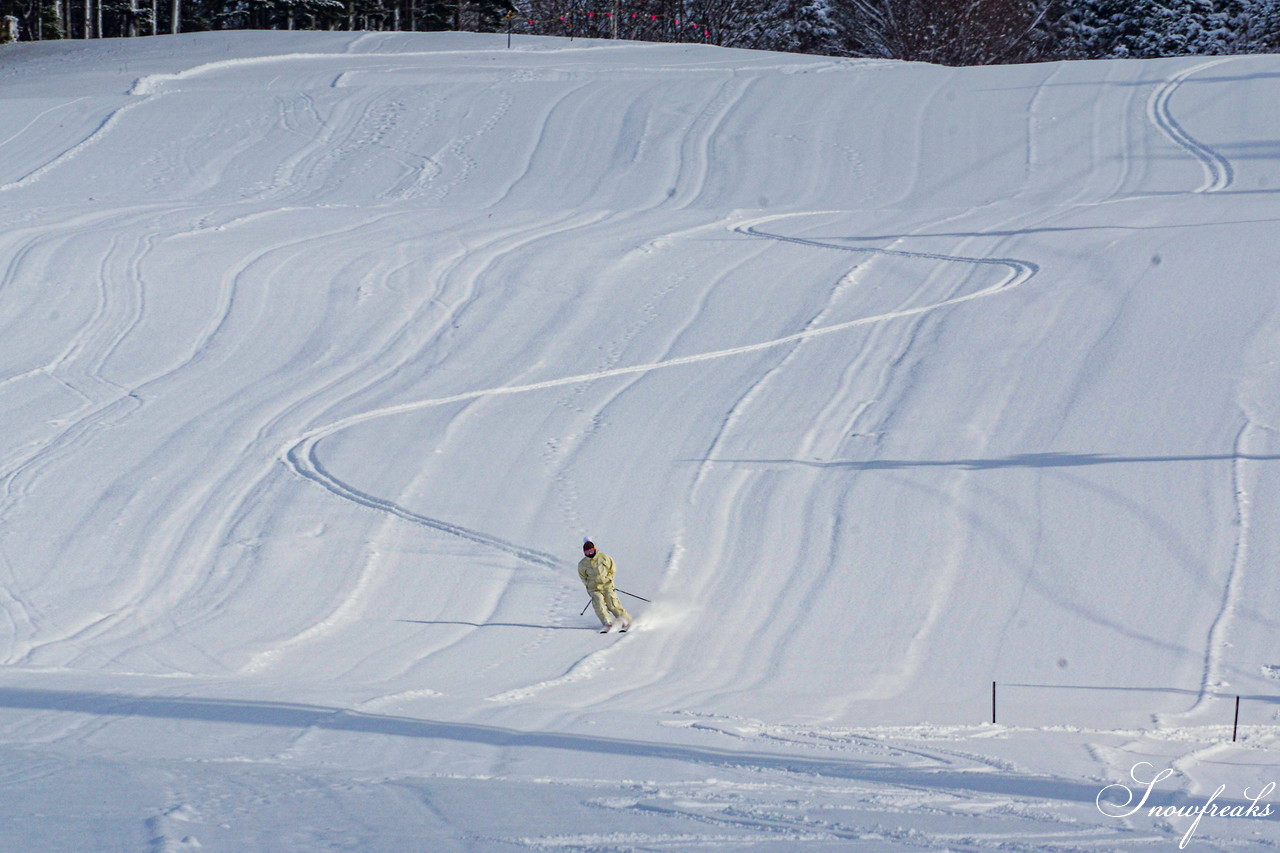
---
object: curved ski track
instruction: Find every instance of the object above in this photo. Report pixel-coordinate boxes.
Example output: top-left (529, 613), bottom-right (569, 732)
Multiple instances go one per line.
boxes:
top-left (1143, 58), bottom-right (1260, 721)
top-left (1146, 58), bottom-right (1235, 194)
top-left (0, 45), bottom-right (1251, 720)
top-left (281, 209), bottom-right (1038, 548)
top-left (282, 208), bottom-right (1039, 698)
top-left (276, 56), bottom-right (1248, 708)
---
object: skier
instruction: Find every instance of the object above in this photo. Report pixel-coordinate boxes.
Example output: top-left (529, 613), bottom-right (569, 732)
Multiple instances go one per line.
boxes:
top-left (578, 539), bottom-right (631, 633)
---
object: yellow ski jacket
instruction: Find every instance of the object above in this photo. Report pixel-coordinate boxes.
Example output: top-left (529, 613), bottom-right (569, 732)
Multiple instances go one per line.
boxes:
top-left (577, 551), bottom-right (616, 591)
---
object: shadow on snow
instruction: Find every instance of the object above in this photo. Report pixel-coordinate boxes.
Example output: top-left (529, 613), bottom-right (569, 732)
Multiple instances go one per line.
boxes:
top-left (691, 452), bottom-right (1280, 471)
top-left (0, 686), bottom-right (1268, 811)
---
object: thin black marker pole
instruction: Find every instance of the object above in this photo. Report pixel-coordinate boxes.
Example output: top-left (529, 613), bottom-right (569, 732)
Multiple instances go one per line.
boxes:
top-left (1233, 695), bottom-right (1241, 742)
top-left (992, 681), bottom-right (997, 725)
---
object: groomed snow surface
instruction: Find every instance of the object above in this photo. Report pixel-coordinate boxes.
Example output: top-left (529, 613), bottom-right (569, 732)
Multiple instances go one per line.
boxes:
top-left (1, 30), bottom-right (1279, 851)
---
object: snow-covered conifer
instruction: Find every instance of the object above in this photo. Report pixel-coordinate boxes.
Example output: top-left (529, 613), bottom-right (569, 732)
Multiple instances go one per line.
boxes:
top-left (741, 0), bottom-right (842, 55)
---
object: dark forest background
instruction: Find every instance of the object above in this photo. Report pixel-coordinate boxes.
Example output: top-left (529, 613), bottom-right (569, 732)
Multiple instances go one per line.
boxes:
top-left (3, 0), bottom-right (1279, 65)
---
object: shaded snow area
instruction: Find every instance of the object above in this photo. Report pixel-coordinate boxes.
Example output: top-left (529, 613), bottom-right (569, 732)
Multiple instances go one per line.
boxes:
top-left (2, 29), bottom-right (1280, 851)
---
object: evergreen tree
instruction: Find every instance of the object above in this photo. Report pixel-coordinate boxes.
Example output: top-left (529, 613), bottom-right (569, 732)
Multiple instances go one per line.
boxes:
top-left (741, 0), bottom-right (840, 54)
top-left (1132, 0), bottom-right (1222, 56)
top-left (1264, 0), bottom-right (1280, 48)
top-left (2, 0), bottom-right (67, 39)
top-left (1051, 0), bottom-right (1278, 58)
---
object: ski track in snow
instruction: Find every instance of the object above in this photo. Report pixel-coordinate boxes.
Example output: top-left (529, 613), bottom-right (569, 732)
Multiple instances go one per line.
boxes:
top-left (270, 53), bottom-right (1242, 712)
top-left (3, 39), bottom-right (1279, 850)
top-left (1146, 57), bottom-right (1235, 194)
top-left (280, 206), bottom-right (1040, 701)
top-left (1037, 56), bottom-right (1261, 816)
top-left (1143, 58), bottom-right (1257, 726)
top-left (279, 210), bottom-right (1036, 564)
top-left (0, 98), bottom-right (151, 193)
top-left (482, 58), bottom-right (1253, 714)
top-left (1193, 419), bottom-right (1257, 710)
top-left (643, 202), bottom-right (1059, 711)
top-left (0, 42), bottom-right (1247, 681)
top-left (0, 207), bottom-right (433, 669)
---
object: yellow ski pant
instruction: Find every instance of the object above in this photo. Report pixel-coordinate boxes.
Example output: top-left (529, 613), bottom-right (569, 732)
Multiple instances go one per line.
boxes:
top-left (588, 583), bottom-right (630, 626)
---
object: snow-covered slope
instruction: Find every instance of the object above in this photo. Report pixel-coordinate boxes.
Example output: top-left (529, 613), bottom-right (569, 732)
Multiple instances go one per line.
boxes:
top-left (2, 30), bottom-right (1279, 850)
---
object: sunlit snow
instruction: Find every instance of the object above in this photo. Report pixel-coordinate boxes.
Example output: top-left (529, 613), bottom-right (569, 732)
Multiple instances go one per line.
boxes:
top-left (2, 30), bottom-right (1279, 850)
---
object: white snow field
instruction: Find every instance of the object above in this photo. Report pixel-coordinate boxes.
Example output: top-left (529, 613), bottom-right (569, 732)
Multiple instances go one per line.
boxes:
top-left (2, 29), bottom-right (1280, 851)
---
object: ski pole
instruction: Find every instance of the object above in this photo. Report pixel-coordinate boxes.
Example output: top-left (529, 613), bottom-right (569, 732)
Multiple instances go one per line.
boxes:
top-left (580, 588), bottom-right (652, 615)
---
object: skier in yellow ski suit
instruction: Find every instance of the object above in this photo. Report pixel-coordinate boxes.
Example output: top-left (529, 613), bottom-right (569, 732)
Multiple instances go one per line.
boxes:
top-left (578, 539), bottom-right (631, 632)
